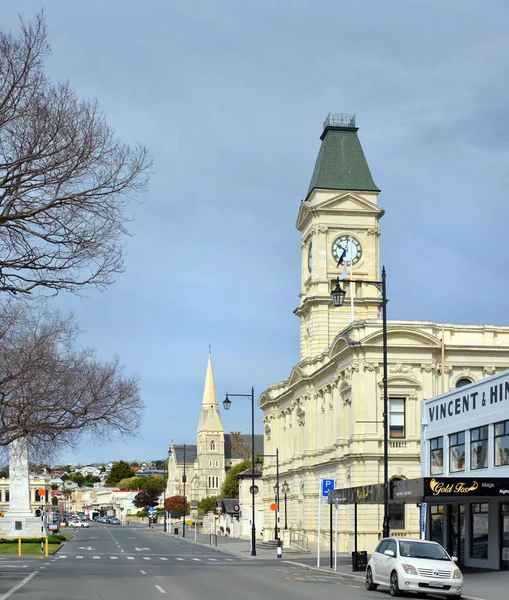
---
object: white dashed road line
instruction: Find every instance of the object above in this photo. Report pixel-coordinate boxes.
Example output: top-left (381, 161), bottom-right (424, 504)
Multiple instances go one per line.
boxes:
top-left (140, 570), bottom-right (147, 575)
top-left (0, 571), bottom-right (38, 600)
top-left (155, 585), bottom-right (166, 594)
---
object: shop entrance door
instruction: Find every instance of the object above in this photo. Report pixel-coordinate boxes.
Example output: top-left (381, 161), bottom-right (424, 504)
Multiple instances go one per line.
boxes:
top-left (502, 504), bottom-right (509, 571)
top-left (448, 504), bottom-right (465, 566)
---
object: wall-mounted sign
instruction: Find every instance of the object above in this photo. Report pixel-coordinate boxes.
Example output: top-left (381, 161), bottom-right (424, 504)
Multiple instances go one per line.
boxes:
top-left (426, 372), bottom-right (509, 426)
top-left (424, 477), bottom-right (509, 498)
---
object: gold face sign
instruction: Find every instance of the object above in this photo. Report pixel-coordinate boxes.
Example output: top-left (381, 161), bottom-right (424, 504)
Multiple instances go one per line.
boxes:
top-left (331, 235), bottom-right (362, 265)
top-left (429, 478), bottom-right (479, 495)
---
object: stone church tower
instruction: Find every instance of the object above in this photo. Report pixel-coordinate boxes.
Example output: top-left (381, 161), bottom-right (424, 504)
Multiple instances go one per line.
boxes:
top-left (165, 353), bottom-right (263, 504)
top-left (195, 353), bottom-right (225, 495)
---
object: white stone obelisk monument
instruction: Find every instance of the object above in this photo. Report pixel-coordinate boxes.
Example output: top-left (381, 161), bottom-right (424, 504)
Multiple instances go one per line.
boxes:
top-left (0, 438), bottom-right (44, 537)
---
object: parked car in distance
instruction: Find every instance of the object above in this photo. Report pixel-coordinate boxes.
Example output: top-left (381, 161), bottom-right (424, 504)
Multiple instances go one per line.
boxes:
top-left (68, 520), bottom-right (90, 528)
top-left (108, 517), bottom-right (120, 525)
top-left (365, 537), bottom-right (463, 597)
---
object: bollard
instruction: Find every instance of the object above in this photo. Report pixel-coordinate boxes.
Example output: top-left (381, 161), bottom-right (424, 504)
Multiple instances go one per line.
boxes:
top-left (277, 539), bottom-right (282, 559)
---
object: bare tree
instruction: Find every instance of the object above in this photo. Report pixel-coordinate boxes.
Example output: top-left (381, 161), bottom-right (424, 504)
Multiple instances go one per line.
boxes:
top-left (0, 13), bottom-right (151, 295)
top-left (0, 300), bottom-right (143, 452)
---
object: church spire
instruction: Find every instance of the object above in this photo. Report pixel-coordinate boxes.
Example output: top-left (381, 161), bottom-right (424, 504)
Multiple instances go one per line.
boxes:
top-left (197, 352), bottom-right (224, 433)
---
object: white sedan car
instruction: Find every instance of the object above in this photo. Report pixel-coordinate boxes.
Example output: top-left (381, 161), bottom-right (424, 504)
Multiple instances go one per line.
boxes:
top-left (68, 521), bottom-right (90, 528)
top-left (366, 537), bottom-right (463, 597)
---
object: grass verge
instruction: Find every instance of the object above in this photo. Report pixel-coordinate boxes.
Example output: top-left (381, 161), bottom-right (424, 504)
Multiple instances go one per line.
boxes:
top-left (0, 543), bottom-right (61, 554)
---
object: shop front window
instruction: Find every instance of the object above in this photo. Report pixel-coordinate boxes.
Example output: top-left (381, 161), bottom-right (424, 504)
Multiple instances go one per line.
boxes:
top-left (495, 420), bottom-right (509, 467)
top-left (471, 426), bottom-right (489, 470)
top-left (389, 398), bottom-right (405, 438)
top-left (389, 503), bottom-right (405, 530)
top-left (449, 431), bottom-right (465, 472)
top-left (430, 437), bottom-right (443, 475)
top-left (472, 503), bottom-right (489, 559)
top-left (389, 477), bottom-right (405, 529)
top-left (430, 505), bottom-right (444, 544)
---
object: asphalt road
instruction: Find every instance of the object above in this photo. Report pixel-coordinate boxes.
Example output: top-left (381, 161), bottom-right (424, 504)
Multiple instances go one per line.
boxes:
top-left (0, 524), bottom-right (384, 600)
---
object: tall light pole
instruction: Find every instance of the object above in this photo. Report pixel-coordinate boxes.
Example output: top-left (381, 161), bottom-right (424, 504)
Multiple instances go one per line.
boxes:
top-left (182, 443), bottom-right (187, 538)
top-left (281, 480), bottom-right (290, 530)
top-left (163, 455), bottom-right (167, 533)
top-left (255, 450), bottom-right (280, 541)
top-left (331, 266), bottom-right (390, 538)
top-left (223, 387), bottom-right (257, 556)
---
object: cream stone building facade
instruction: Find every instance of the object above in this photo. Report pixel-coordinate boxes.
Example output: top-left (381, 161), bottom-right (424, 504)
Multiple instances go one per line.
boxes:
top-left (165, 354), bottom-right (263, 505)
top-left (258, 113), bottom-right (509, 554)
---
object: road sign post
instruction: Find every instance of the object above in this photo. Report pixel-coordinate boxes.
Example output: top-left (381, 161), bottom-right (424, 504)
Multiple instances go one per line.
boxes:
top-left (420, 502), bottom-right (427, 540)
top-left (317, 478), bottom-right (334, 568)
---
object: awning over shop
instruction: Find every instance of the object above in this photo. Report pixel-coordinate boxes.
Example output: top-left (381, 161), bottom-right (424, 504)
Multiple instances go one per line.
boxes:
top-left (328, 483), bottom-right (384, 504)
top-left (328, 476), bottom-right (509, 505)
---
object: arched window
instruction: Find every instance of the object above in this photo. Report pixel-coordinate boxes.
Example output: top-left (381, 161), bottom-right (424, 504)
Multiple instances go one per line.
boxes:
top-left (389, 478), bottom-right (405, 530)
top-left (456, 378), bottom-right (473, 389)
top-left (210, 440), bottom-right (216, 451)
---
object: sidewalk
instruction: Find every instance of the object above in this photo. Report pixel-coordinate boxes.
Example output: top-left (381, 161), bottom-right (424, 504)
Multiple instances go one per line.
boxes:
top-left (149, 524), bottom-right (509, 600)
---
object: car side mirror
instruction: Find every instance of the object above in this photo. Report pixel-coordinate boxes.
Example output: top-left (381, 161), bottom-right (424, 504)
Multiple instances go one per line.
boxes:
top-left (384, 549), bottom-right (395, 557)
top-left (451, 556), bottom-right (458, 563)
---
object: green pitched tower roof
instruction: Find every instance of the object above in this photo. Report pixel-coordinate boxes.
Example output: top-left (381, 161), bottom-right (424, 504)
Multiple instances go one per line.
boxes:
top-left (307, 113), bottom-right (379, 196)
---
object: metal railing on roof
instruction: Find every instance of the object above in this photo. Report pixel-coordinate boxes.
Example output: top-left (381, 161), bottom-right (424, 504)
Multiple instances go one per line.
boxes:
top-left (323, 113), bottom-right (356, 128)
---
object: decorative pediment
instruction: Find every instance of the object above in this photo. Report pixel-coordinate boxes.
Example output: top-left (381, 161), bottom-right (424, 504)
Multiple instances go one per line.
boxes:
top-left (317, 192), bottom-right (384, 215)
top-left (296, 192), bottom-right (383, 229)
top-left (287, 365), bottom-right (306, 386)
top-left (361, 327), bottom-right (441, 348)
top-left (379, 373), bottom-right (422, 392)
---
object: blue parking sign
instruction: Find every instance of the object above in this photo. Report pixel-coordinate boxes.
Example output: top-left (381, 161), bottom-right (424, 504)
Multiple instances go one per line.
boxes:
top-left (321, 479), bottom-right (335, 497)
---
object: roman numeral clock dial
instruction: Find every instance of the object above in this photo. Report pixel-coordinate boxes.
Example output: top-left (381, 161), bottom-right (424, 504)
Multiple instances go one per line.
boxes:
top-left (331, 235), bottom-right (362, 265)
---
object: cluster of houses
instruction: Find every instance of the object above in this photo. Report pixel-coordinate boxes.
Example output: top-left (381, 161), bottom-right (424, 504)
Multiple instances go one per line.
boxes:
top-left (0, 460), bottom-right (159, 519)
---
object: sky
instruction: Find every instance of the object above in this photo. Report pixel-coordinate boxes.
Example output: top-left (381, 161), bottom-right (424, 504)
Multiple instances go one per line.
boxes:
top-left (3, 0), bottom-right (509, 465)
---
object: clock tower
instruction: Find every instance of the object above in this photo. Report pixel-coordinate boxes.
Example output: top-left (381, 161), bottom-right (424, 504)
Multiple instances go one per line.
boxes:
top-left (295, 113), bottom-right (385, 360)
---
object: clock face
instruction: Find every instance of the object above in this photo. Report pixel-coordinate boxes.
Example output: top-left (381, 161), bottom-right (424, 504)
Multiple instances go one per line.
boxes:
top-left (331, 235), bottom-right (362, 265)
top-left (307, 242), bottom-right (313, 273)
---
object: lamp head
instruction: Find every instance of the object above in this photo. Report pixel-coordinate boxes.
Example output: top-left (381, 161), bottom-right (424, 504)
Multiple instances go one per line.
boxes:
top-left (331, 278), bottom-right (347, 307)
top-left (223, 394), bottom-right (231, 410)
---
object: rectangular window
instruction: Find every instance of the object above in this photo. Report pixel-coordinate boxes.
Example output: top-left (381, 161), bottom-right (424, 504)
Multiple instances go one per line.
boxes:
top-left (389, 503), bottom-right (405, 530)
top-left (430, 505), bottom-right (444, 545)
top-left (430, 437), bottom-right (443, 475)
top-left (5, 490), bottom-right (9, 502)
top-left (495, 420), bottom-right (509, 467)
top-left (471, 426), bottom-right (489, 470)
top-left (449, 431), bottom-right (465, 472)
top-left (472, 503), bottom-right (489, 559)
top-left (389, 398), bottom-right (405, 438)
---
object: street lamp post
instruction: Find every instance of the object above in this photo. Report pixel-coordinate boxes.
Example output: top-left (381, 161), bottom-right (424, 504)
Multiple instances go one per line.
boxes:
top-left (331, 266), bottom-right (390, 538)
top-left (255, 449), bottom-right (280, 542)
top-left (163, 455), bottom-right (167, 533)
top-left (223, 387), bottom-right (257, 557)
top-left (182, 443), bottom-right (187, 538)
top-left (281, 480), bottom-right (290, 530)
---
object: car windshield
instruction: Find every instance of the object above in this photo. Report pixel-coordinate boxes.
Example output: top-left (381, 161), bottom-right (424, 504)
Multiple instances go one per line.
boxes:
top-left (399, 541), bottom-right (450, 560)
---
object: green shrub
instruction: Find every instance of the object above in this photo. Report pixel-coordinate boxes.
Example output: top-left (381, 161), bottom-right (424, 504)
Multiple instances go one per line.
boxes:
top-left (0, 536), bottom-right (63, 544)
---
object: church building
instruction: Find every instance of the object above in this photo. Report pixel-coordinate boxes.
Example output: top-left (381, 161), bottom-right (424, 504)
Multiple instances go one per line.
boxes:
top-left (258, 113), bottom-right (509, 553)
top-left (165, 353), bottom-right (263, 504)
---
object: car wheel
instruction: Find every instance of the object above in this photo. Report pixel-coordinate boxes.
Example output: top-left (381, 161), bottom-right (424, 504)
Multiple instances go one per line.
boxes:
top-left (389, 571), bottom-right (401, 597)
top-left (365, 567), bottom-right (378, 591)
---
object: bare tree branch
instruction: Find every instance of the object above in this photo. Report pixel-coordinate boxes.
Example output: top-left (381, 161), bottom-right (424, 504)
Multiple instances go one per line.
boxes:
top-left (0, 300), bottom-right (143, 453)
top-left (0, 13), bottom-right (151, 295)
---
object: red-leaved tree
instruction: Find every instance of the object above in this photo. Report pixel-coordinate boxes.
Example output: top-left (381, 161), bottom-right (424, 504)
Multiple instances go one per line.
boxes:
top-left (164, 495), bottom-right (187, 516)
